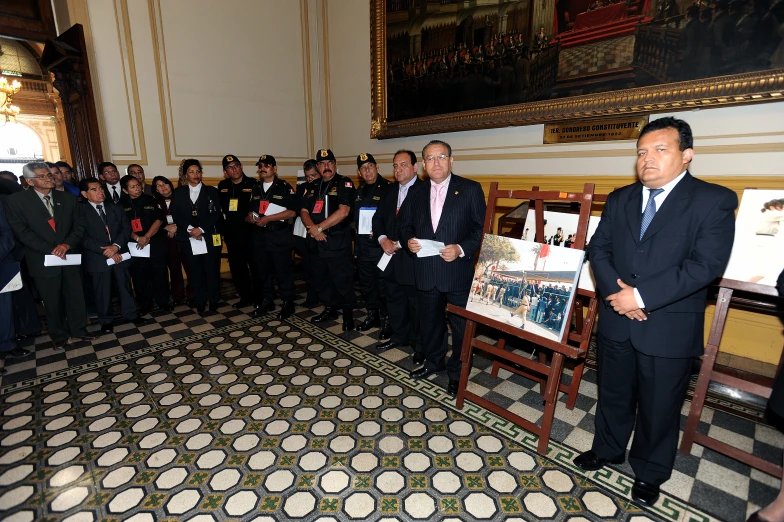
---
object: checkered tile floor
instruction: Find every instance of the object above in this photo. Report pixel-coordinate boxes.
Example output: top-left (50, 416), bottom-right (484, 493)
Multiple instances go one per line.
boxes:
top-left (1, 276), bottom-right (782, 521)
top-left (558, 35), bottom-right (636, 78)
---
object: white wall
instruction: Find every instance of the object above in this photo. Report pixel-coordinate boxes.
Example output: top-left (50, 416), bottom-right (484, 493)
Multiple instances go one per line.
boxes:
top-left (63, 0), bottom-right (784, 181)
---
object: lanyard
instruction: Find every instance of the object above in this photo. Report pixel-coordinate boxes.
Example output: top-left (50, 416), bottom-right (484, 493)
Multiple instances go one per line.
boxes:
top-left (317, 178), bottom-right (333, 200)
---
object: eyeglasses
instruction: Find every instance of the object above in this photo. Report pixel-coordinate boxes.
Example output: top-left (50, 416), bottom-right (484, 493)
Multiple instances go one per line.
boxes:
top-left (33, 173), bottom-right (54, 180)
top-left (424, 153), bottom-right (449, 163)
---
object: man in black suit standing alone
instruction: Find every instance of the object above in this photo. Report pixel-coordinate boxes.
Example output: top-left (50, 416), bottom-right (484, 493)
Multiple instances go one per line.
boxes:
top-left (6, 162), bottom-right (95, 351)
top-left (373, 149), bottom-right (423, 362)
top-left (398, 140), bottom-right (486, 396)
top-left (573, 117), bottom-right (737, 506)
top-left (80, 178), bottom-right (147, 333)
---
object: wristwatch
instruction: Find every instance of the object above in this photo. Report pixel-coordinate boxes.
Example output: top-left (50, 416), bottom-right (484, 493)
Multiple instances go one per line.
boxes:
top-left (317, 226), bottom-right (323, 233)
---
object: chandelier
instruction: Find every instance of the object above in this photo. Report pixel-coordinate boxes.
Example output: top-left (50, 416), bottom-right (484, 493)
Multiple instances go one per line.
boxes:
top-left (0, 75), bottom-right (22, 124)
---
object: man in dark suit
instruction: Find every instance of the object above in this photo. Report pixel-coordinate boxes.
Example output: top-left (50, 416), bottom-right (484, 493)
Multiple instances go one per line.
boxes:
top-left (373, 149), bottom-right (423, 362)
top-left (398, 140), bottom-right (486, 396)
top-left (98, 162), bottom-right (123, 205)
top-left (5, 162), bottom-right (95, 350)
top-left (0, 199), bottom-right (19, 366)
top-left (80, 178), bottom-right (147, 333)
top-left (574, 117), bottom-right (737, 506)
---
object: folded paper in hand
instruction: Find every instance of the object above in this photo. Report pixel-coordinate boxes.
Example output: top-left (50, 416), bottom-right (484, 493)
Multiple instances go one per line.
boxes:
top-left (415, 239), bottom-right (446, 258)
top-left (128, 242), bottom-right (151, 258)
top-left (190, 237), bottom-right (208, 255)
top-left (107, 252), bottom-right (132, 266)
top-left (377, 252), bottom-right (393, 270)
top-left (44, 254), bottom-right (82, 266)
top-left (0, 262), bottom-right (22, 293)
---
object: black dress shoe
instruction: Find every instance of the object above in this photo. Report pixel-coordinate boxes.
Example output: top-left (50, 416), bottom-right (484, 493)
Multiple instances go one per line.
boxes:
top-left (410, 366), bottom-right (438, 380)
top-left (209, 301), bottom-right (222, 311)
top-left (747, 511), bottom-right (772, 522)
top-left (376, 339), bottom-right (400, 350)
top-left (356, 310), bottom-right (380, 332)
top-left (156, 304), bottom-right (173, 313)
top-left (53, 340), bottom-right (68, 351)
top-left (278, 301), bottom-right (295, 319)
top-left (132, 317), bottom-right (150, 327)
top-left (342, 309), bottom-right (355, 331)
top-left (71, 332), bottom-right (98, 342)
top-left (100, 324), bottom-right (114, 334)
top-left (631, 480), bottom-right (660, 506)
top-left (196, 304), bottom-right (206, 314)
top-left (413, 353), bottom-right (425, 365)
top-left (378, 316), bottom-right (392, 340)
top-left (447, 379), bottom-right (459, 396)
top-left (302, 298), bottom-right (319, 307)
top-left (311, 307), bottom-right (339, 323)
top-left (233, 298), bottom-right (253, 309)
top-left (3, 347), bottom-right (31, 358)
top-left (254, 299), bottom-right (276, 316)
top-left (138, 307), bottom-right (151, 317)
top-left (573, 450), bottom-right (625, 471)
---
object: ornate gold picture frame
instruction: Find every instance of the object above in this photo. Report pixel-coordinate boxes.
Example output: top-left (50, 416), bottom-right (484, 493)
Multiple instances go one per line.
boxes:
top-left (370, 0), bottom-right (784, 140)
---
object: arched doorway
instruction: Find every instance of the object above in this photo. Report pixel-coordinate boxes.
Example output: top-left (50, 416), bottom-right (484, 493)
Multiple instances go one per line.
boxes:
top-left (0, 120), bottom-right (46, 177)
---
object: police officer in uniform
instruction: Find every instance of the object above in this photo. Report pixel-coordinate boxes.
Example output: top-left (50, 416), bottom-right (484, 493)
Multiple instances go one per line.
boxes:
top-left (120, 175), bottom-right (171, 314)
top-left (353, 153), bottom-right (390, 332)
top-left (217, 155), bottom-right (257, 309)
top-left (300, 149), bottom-right (357, 330)
top-left (294, 160), bottom-right (321, 306)
top-left (247, 155), bottom-right (297, 319)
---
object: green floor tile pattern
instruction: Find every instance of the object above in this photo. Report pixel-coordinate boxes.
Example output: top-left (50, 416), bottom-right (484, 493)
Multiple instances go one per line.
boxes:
top-left (0, 314), bottom-right (717, 521)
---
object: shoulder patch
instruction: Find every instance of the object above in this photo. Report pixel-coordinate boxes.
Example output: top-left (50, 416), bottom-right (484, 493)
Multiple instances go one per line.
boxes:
top-left (372, 196), bottom-right (381, 200)
top-left (272, 195), bottom-right (283, 199)
top-left (242, 188), bottom-right (252, 192)
top-left (220, 189), bottom-right (228, 192)
top-left (345, 181), bottom-right (352, 188)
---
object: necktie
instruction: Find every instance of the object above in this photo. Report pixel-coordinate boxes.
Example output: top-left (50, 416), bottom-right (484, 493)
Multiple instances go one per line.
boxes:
top-left (96, 204), bottom-right (108, 226)
top-left (112, 186), bottom-right (119, 204)
top-left (431, 183), bottom-right (445, 231)
top-left (639, 188), bottom-right (664, 239)
top-left (43, 195), bottom-right (54, 217)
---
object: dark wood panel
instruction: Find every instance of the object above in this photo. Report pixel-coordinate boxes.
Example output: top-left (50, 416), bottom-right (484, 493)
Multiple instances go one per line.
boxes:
top-left (0, 0), bottom-right (56, 42)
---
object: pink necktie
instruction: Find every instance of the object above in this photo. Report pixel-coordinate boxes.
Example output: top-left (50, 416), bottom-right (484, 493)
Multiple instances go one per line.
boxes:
top-left (431, 183), bottom-right (445, 231)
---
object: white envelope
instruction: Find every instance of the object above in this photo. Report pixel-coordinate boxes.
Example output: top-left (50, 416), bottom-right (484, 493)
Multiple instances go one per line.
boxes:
top-left (107, 252), bottom-right (132, 266)
top-left (190, 237), bottom-right (208, 255)
top-left (128, 242), bottom-right (151, 258)
top-left (377, 252), bottom-right (393, 271)
top-left (0, 272), bottom-right (22, 293)
top-left (415, 239), bottom-right (446, 258)
top-left (358, 208), bottom-right (376, 235)
top-left (263, 202), bottom-right (288, 221)
top-left (293, 217), bottom-right (307, 238)
top-left (44, 254), bottom-right (82, 266)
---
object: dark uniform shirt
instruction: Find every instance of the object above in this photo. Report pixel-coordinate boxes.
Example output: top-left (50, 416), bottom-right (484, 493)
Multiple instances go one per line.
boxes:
top-left (122, 193), bottom-right (165, 254)
top-left (217, 175), bottom-right (256, 234)
top-left (353, 176), bottom-right (390, 256)
top-left (249, 177), bottom-right (297, 251)
top-left (301, 173), bottom-right (356, 257)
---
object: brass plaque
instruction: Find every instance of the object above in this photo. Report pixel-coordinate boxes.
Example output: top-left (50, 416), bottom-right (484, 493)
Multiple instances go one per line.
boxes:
top-left (543, 116), bottom-right (649, 144)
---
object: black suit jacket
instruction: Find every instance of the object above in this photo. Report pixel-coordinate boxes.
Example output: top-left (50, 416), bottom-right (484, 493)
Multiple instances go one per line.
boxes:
top-left (5, 189), bottom-right (85, 278)
top-left (82, 201), bottom-right (132, 273)
top-left (373, 178), bottom-right (422, 286)
top-left (398, 174), bottom-right (486, 292)
top-left (103, 183), bottom-right (123, 205)
top-left (589, 172), bottom-right (737, 358)
top-left (170, 184), bottom-right (222, 249)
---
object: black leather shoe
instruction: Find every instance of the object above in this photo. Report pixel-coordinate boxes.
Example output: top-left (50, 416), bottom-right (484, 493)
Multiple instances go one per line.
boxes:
top-left (631, 480), bottom-right (660, 506)
top-left (209, 301), bottom-right (222, 311)
top-left (72, 332), bottom-right (98, 342)
top-left (302, 298), bottom-right (319, 307)
top-left (413, 353), bottom-right (425, 365)
top-left (233, 298), bottom-right (253, 309)
top-left (356, 310), bottom-right (380, 332)
top-left (573, 450), bottom-right (625, 471)
top-left (255, 299), bottom-right (276, 315)
top-left (157, 304), bottom-right (173, 313)
top-left (138, 307), bottom-right (151, 317)
top-left (3, 347), bottom-right (31, 358)
top-left (133, 317), bottom-right (150, 327)
top-left (311, 307), bottom-right (339, 323)
top-left (747, 511), bottom-right (771, 522)
top-left (378, 317), bottom-right (392, 340)
top-left (279, 301), bottom-right (295, 319)
top-left (410, 366), bottom-right (438, 380)
top-left (53, 341), bottom-right (68, 351)
top-left (376, 339), bottom-right (400, 350)
top-left (342, 309), bottom-right (355, 331)
top-left (100, 323), bottom-right (114, 334)
top-left (196, 305), bottom-right (206, 315)
top-left (447, 379), bottom-right (459, 396)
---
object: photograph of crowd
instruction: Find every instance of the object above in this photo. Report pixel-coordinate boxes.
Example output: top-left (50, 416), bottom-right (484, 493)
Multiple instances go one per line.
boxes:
top-left (466, 234), bottom-right (584, 342)
top-left (723, 190), bottom-right (784, 287)
top-left (383, 0), bottom-right (784, 122)
top-left (523, 209), bottom-right (601, 292)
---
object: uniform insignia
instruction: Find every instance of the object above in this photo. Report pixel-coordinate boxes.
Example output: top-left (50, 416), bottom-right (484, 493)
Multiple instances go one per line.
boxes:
top-left (273, 195), bottom-right (283, 199)
top-left (319, 150), bottom-right (328, 158)
top-left (144, 206), bottom-right (154, 210)
top-left (220, 189), bottom-right (228, 192)
top-left (242, 188), bottom-right (252, 192)
top-left (261, 155), bottom-right (267, 160)
top-left (226, 155), bottom-right (234, 161)
top-left (372, 196), bottom-right (380, 200)
top-left (455, 191), bottom-right (459, 194)
top-left (124, 207), bottom-right (131, 211)
top-left (344, 181), bottom-right (352, 188)
top-left (359, 153), bottom-right (368, 161)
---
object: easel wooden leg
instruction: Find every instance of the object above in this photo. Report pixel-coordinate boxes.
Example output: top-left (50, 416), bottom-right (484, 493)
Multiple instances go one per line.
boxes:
top-left (538, 352), bottom-right (565, 454)
top-left (566, 360), bottom-right (584, 410)
top-left (456, 320), bottom-right (477, 410)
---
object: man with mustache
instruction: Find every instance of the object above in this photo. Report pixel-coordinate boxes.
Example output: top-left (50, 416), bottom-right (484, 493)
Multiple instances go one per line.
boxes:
top-left (300, 149), bottom-right (357, 330)
top-left (574, 117), bottom-right (737, 507)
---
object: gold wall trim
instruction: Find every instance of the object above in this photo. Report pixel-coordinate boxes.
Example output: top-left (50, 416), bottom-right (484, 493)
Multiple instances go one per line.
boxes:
top-left (322, 0), bottom-right (332, 149)
top-left (111, 0), bottom-right (147, 165)
top-left (147, 0), bottom-right (174, 165)
top-left (300, 0), bottom-right (314, 157)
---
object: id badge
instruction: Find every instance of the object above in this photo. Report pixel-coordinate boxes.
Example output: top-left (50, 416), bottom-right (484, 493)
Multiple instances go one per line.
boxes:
top-left (47, 218), bottom-right (56, 232)
top-left (259, 201), bottom-right (270, 215)
top-left (166, 215), bottom-right (174, 224)
top-left (212, 234), bottom-right (222, 247)
top-left (312, 199), bottom-right (324, 214)
top-left (131, 218), bottom-right (143, 232)
top-left (228, 198), bottom-right (238, 212)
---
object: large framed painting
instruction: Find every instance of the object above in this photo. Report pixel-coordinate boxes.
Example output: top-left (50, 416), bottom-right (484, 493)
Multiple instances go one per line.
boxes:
top-left (370, 0), bottom-right (784, 139)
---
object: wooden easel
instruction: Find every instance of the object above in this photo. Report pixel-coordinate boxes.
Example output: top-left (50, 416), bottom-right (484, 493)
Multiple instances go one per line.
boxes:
top-left (679, 278), bottom-right (784, 477)
top-left (447, 182), bottom-right (600, 454)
